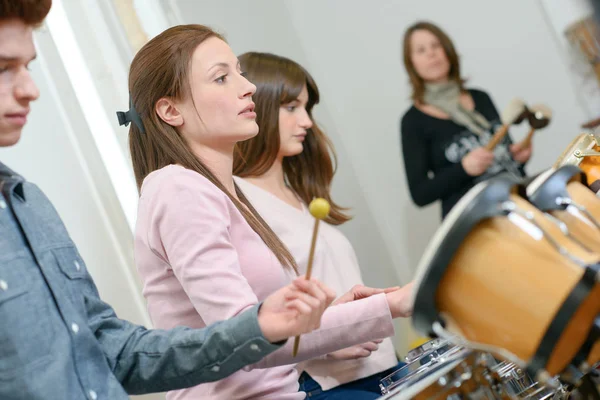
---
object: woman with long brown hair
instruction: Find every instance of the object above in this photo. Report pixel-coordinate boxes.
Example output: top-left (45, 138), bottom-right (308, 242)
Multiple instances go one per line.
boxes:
top-left (124, 24), bottom-right (413, 399)
top-left (233, 52), bottom-right (412, 399)
top-left (401, 21), bottom-right (532, 219)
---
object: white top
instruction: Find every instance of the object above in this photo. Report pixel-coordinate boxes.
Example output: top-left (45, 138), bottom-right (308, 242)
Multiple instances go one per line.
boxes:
top-left (235, 176), bottom-right (398, 391)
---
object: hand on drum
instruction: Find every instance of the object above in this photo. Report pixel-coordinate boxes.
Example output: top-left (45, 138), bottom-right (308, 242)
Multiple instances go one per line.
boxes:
top-left (332, 284), bottom-right (400, 306)
top-left (386, 281), bottom-right (415, 318)
top-left (332, 282), bottom-right (415, 319)
top-left (327, 339), bottom-right (384, 360)
top-left (509, 142), bottom-right (532, 164)
top-left (461, 147), bottom-right (495, 176)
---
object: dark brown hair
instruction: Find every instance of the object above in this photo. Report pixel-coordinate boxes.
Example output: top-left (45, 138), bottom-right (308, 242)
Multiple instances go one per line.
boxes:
top-left (403, 21), bottom-right (465, 103)
top-left (234, 52), bottom-right (351, 225)
top-left (127, 25), bottom-right (297, 273)
top-left (0, 0), bottom-right (51, 26)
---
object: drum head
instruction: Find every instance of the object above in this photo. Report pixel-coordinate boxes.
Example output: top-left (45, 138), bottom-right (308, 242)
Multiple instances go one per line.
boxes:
top-left (411, 174), bottom-right (525, 336)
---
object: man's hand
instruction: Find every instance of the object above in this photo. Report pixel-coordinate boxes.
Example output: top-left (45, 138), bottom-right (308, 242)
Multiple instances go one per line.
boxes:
top-left (257, 277), bottom-right (336, 343)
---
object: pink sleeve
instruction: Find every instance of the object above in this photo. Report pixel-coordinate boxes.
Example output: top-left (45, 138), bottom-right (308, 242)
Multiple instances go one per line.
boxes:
top-left (148, 172), bottom-right (258, 321)
top-left (251, 293), bottom-right (395, 369)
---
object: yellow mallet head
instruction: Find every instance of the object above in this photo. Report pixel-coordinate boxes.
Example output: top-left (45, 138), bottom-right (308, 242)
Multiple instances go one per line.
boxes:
top-left (309, 198), bottom-right (330, 220)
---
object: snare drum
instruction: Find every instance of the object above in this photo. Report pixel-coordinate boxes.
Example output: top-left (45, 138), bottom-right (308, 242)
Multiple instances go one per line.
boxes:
top-left (380, 338), bottom-right (456, 394)
top-left (378, 343), bottom-right (563, 399)
top-left (412, 174), bottom-right (600, 379)
top-left (554, 133), bottom-right (600, 192)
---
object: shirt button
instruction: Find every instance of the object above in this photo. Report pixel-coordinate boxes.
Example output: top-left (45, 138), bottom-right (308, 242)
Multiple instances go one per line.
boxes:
top-left (0, 200), bottom-right (6, 209)
top-left (0, 280), bottom-right (7, 291)
top-left (71, 323), bottom-right (79, 334)
top-left (211, 365), bottom-right (220, 372)
top-left (74, 260), bottom-right (81, 271)
top-left (88, 390), bottom-right (98, 400)
top-left (250, 344), bottom-right (260, 352)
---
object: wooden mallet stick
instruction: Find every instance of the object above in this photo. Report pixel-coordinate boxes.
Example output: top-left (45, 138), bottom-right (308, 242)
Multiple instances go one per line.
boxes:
top-left (292, 198), bottom-right (331, 357)
top-left (485, 98), bottom-right (527, 151)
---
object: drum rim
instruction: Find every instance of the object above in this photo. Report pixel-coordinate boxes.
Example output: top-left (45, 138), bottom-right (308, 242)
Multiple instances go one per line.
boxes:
top-left (405, 337), bottom-right (450, 363)
top-left (526, 165), bottom-right (586, 211)
top-left (411, 174), bottom-right (525, 336)
top-left (381, 339), bottom-right (459, 389)
top-left (528, 266), bottom-right (599, 377)
top-left (553, 133), bottom-right (598, 169)
top-left (572, 315), bottom-right (600, 366)
top-left (378, 348), bottom-right (470, 399)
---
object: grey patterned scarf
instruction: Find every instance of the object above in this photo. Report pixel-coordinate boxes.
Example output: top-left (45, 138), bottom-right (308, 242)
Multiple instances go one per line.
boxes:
top-left (423, 81), bottom-right (491, 136)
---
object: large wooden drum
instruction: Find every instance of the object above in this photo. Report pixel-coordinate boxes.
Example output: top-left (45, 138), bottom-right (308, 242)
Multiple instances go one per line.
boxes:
top-left (411, 175), bottom-right (600, 379)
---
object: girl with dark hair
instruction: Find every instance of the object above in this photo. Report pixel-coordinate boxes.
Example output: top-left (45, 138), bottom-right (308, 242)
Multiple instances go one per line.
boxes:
top-left (233, 51), bottom-right (412, 400)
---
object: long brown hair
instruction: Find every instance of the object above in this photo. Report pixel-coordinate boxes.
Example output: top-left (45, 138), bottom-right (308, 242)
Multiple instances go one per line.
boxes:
top-left (234, 52), bottom-right (351, 225)
top-left (1, 0), bottom-right (51, 25)
top-left (127, 25), bottom-right (297, 273)
top-left (403, 21), bottom-right (465, 103)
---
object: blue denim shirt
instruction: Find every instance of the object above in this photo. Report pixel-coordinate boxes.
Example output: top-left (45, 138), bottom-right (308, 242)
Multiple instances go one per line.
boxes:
top-left (0, 161), bottom-right (283, 400)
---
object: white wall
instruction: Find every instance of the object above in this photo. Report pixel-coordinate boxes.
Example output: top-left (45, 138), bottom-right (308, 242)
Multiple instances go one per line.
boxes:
top-left (287, 0), bottom-right (592, 268)
top-left (167, 0), bottom-right (594, 351)
top-left (541, 0), bottom-right (600, 116)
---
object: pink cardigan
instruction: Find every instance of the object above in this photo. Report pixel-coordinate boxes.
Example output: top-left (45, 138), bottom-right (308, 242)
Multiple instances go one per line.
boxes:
top-left (235, 177), bottom-right (398, 390)
top-left (134, 165), bottom-right (395, 399)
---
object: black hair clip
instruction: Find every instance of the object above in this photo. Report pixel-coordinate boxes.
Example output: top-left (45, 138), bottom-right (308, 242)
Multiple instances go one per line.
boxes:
top-left (116, 96), bottom-right (145, 134)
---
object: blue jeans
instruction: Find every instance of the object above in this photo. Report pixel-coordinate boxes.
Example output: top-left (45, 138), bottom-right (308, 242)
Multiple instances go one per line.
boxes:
top-left (298, 361), bottom-right (407, 399)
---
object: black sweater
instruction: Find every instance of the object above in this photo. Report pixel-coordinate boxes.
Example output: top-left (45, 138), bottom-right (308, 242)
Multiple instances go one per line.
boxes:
top-left (400, 89), bottom-right (526, 218)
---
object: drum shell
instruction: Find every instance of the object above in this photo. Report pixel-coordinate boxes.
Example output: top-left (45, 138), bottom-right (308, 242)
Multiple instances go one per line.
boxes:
top-left (436, 194), bottom-right (600, 376)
